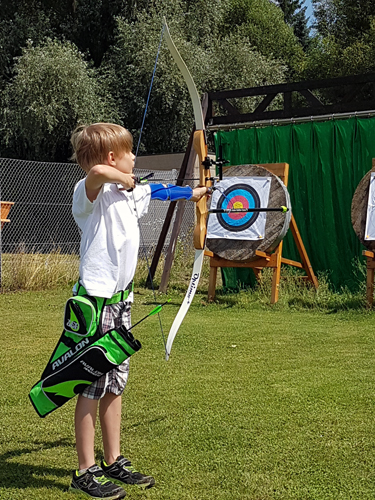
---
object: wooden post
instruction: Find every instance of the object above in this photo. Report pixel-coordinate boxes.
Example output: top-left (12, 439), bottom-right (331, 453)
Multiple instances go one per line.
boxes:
top-left (207, 248), bottom-right (217, 301)
top-left (289, 214), bottom-right (319, 289)
top-left (157, 144), bottom-right (195, 293)
top-left (271, 241), bottom-right (283, 304)
top-left (363, 250), bottom-right (375, 307)
top-left (146, 129), bottom-right (195, 286)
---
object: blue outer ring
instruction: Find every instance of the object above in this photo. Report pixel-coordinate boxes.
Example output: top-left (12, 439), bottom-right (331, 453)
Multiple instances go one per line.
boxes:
top-left (217, 184), bottom-right (260, 232)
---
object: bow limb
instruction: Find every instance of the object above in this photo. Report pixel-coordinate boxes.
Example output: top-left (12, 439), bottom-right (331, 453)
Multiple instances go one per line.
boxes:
top-left (163, 19), bottom-right (211, 360)
top-left (163, 18), bottom-right (204, 131)
top-left (164, 249), bottom-right (204, 360)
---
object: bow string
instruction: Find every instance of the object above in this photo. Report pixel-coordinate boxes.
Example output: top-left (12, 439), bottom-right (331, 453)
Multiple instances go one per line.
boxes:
top-left (131, 24), bottom-right (168, 355)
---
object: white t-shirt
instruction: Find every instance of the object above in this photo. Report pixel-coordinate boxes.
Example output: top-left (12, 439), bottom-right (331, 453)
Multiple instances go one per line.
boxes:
top-left (72, 179), bottom-right (151, 298)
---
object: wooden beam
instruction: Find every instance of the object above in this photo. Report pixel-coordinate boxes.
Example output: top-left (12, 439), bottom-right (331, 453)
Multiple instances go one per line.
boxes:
top-left (208, 99), bottom-right (375, 125)
top-left (217, 98), bottom-right (240, 116)
top-left (363, 250), bottom-right (375, 258)
top-left (208, 73), bottom-right (375, 101)
top-left (289, 214), bottom-right (319, 288)
top-left (280, 257), bottom-right (304, 268)
top-left (299, 89), bottom-right (324, 107)
top-left (253, 93), bottom-right (278, 114)
top-left (284, 91), bottom-right (292, 113)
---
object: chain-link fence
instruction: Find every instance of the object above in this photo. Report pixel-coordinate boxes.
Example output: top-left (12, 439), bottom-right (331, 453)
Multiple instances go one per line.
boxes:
top-left (0, 158), bottom-right (194, 289)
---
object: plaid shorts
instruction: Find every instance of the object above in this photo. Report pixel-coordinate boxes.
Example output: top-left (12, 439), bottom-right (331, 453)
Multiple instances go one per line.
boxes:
top-left (81, 301), bottom-right (132, 400)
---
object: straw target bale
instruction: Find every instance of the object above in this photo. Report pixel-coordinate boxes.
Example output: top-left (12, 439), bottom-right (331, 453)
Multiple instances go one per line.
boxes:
top-left (206, 164), bottom-right (291, 261)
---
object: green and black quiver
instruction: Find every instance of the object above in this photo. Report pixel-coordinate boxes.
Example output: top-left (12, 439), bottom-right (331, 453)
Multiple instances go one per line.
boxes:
top-left (29, 286), bottom-right (141, 418)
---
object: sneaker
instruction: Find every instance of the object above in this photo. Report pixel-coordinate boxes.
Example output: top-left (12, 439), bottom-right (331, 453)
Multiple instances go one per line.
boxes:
top-left (69, 465), bottom-right (126, 499)
top-left (101, 455), bottom-right (155, 489)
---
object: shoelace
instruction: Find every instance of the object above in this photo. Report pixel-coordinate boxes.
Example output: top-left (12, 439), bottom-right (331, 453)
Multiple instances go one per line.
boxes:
top-left (118, 458), bottom-right (138, 473)
top-left (127, 465), bottom-right (138, 473)
top-left (95, 474), bottom-right (111, 485)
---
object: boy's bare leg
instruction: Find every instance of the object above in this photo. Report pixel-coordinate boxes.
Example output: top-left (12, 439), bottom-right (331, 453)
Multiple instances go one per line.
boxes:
top-left (100, 392), bottom-right (122, 465)
top-left (75, 394), bottom-right (99, 470)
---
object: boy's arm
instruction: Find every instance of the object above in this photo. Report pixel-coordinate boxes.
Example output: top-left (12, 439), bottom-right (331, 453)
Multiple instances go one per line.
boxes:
top-left (150, 184), bottom-right (208, 203)
top-left (85, 164), bottom-right (135, 202)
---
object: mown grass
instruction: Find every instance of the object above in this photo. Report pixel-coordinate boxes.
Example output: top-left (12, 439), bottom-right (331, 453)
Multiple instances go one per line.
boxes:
top-left (1, 284), bottom-right (375, 499)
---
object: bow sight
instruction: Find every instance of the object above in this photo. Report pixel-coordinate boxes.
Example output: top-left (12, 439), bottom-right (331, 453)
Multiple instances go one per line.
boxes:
top-left (201, 154), bottom-right (230, 181)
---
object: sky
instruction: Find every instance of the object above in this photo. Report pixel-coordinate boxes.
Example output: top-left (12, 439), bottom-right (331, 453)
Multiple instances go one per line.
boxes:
top-left (305, 0), bottom-right (315, 26)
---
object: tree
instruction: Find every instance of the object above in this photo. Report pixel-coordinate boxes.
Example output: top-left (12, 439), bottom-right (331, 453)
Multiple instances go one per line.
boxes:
top-left (0, 0), bottom-right (302, 158)
top-left (313, 0), bottom-right (375, 44)
top-left (0, 0), bottom-right (137, 78)
top-left (221, 0), bottom-right (306, 76)
top-left (1, 39), bottom-right (120, 161)
top-left (303, 0), bottom-right (375, 80)
top-left (0, 0), bottom-right (56, 86)
top-left (103, 2), bottom-right (287, 155)
top-left (277, 0), bottom-right (311, 49)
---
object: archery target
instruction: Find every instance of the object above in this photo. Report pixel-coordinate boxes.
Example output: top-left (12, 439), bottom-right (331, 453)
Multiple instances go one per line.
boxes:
top-left (365, 172), bottom-right (375, 240)
top-left (207, 177), bottom-right (271, 240)
top-left (206, 164), bottom-right (291, 261)
top-left (216, 183), bottom-right (261, 232)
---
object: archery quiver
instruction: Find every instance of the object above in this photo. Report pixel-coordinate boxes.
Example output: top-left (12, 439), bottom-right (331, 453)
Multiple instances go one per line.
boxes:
top-left (29, 287), bottom-right (141, 418)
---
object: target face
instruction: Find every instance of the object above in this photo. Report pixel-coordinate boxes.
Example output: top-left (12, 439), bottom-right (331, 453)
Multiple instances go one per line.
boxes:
top-left (206, 176), bottom-right (271, 241)
top-left (216, 184), bottom-right (260, 232)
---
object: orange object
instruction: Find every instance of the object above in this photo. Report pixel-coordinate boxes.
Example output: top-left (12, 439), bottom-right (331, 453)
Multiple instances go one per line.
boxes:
top-left (1, 201), bottom-right (14, 229)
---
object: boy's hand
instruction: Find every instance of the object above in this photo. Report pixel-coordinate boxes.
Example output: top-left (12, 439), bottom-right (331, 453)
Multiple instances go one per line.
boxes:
top-left (191, 186), bottom-right (210, 202)
top-left (117, 174), bottom-right (136, 191)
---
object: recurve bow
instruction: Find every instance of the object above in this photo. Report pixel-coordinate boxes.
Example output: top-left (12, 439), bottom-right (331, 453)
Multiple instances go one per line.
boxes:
top-left (163, 18), bottom-right (211, 360)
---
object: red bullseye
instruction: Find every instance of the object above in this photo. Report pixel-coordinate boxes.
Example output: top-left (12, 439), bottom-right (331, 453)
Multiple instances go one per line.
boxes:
top-left (227, 195), bottom-right (249, 220)
top-left (217, 183), bottom-right (261, 233)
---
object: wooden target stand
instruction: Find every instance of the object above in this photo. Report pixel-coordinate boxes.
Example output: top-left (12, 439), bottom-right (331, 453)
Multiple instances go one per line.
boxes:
top-left (362, 249), bottom-right (375, 307)
top-left (204, 162), bottom-right (318, 303)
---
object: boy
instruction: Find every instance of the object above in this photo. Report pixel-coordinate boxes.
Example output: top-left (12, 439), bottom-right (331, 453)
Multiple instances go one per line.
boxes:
top-left (69, 122), bottom-right (207, 499)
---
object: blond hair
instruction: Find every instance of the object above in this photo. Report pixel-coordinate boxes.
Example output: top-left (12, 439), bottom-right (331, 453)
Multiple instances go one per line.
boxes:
top-left (70, 123), bottom-right (133, 172)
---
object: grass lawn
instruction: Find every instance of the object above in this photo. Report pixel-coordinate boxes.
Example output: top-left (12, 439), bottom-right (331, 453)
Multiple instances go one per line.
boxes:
top-left (0, 286), bottom-right (375, 499)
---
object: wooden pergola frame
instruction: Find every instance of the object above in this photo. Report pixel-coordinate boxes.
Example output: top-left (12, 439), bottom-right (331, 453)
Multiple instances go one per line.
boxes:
top-left (207, 73), bottom-right (375, 127)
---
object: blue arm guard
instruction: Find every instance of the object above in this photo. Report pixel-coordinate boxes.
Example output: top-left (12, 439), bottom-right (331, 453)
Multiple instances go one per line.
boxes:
top-left (150, 183), bottom-right (193, 201)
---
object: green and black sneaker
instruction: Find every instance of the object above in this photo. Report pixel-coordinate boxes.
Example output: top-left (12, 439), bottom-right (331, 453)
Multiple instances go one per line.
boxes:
top-left (69, 465), bottom-right (126, 499)
top-left (101, 456), bottom-right (155, 489)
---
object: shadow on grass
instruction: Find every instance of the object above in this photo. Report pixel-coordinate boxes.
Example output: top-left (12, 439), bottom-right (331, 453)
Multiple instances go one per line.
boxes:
top-left (0, 438), bottom-right (73, 492)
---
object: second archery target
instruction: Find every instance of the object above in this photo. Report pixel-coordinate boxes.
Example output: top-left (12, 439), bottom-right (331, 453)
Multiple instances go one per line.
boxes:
top-left (352, 168), bottom-right (375, 250)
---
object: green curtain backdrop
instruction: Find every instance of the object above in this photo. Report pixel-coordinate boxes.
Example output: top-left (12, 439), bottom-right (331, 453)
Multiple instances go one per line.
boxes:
top-left (214, 116), bottom-right (375, 291)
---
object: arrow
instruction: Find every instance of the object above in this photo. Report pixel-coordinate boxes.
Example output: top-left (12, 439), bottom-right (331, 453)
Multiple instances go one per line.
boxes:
top-left (128, 300), bottom-right (171, 331)
top-left (209, 206), bottom-right (289, 213)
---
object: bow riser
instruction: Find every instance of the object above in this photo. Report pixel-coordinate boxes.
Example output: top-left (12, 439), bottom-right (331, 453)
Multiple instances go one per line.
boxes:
top-left (193, 130), bottom-right (211, 249)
